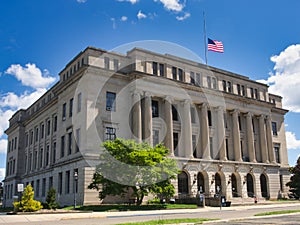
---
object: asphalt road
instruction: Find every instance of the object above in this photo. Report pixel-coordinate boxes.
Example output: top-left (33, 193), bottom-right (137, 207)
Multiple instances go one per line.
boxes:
top-left (3, 203), bottom-right (300, 225)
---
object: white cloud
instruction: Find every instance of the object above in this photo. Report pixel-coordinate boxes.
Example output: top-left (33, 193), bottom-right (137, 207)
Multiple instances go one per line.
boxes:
top-left (155, 0), bottom-right (185, 12)
top-left (0, 109), bottom-right (14, 136)
top-left (5, 63), bottom-right (56, 90)
top-left (176, 12), bottom-right (190, 21)
top-left (0, 89), bottom-right (47, 110)
top-left (259, 44), bottom-right (300, 112)
top-left (286, 131), bottom-right (300, 150)
top-left (120, 16), bottom-right (128, 22)
top-left (117, 0), bottom-right (138, 4)
top-left (77, 0), bottom-right (87, 3)
top-left (137, 10), bottom-right (147, 19)
top-left (0, 168), bottom-right (5, 182)
top-left (0, 140), bottom-right (7, 154)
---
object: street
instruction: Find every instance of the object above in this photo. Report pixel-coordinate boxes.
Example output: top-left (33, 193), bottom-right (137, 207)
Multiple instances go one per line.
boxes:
top-left (1, 203), bottom-right (300, 225)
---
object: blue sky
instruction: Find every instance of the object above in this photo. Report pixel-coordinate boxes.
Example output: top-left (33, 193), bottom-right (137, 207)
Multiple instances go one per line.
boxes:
top-left (1, 0), bottom-right (300, 180)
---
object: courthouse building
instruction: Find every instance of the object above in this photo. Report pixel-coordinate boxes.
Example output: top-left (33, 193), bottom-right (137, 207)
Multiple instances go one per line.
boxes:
top-left (3, 46), bottom-right (290, 207)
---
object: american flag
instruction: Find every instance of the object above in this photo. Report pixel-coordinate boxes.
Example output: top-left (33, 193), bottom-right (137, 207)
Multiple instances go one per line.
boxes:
top-left (207, 38), bottom-right (224, 53)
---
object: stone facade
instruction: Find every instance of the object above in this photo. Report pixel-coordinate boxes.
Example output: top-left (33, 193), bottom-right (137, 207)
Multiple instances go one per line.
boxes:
top-left (3, 47), bottom-right (290, 207)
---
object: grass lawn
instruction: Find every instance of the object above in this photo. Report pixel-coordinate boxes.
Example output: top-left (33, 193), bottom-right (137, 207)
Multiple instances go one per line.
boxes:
top-left (255, 209), bottom-right (300, 216)
top-left (116, 218), bottom-right (217, 225)
top-left (62, 204), bottom-right (198, 212)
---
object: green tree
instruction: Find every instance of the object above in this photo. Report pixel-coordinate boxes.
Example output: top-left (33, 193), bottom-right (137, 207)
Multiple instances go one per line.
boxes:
top-left (88, 138), bottom-right (179, 205)
top-left (286, 156), bottom-right (300, 199)
top-left (44, 188), bottom-right (59, 209)
top-left (13, 184), bottom-right (43, 212)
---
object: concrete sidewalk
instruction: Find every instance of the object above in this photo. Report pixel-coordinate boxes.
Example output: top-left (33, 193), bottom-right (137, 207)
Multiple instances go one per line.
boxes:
top-left (1, 202), bottom-right (300, 224)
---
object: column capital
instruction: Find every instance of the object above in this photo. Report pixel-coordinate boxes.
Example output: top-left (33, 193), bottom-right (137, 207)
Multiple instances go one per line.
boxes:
top-left (132, 90), bottom-right (142, 97)
top-left (259, 114), bottom-right (266, 120)
top-left (164, 96), bottom-right (174, 103)
top-left (246, 112), bottom-right (253, 118)
top-left (266, 115), bottom-right (272, 121)
top-left (216, 106), bottom-right (225, 112)
top-left (231, 109), bottom-right (239, 115)
top-left (144, 91), bottom-right (153, 97)
top-left (201, 102), bottom-right (209, 109)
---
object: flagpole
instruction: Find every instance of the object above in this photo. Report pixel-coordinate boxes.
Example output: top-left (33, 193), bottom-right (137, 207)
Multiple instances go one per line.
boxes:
top-left (203, 11), bottom-right (208, 65)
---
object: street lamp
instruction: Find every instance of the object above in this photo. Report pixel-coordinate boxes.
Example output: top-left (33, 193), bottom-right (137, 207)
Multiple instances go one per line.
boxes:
top-left (74, 171), bottom-right (78, 209)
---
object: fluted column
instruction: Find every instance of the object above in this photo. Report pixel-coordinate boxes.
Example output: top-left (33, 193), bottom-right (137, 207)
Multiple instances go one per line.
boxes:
top-left (246, 113), bottom-right (256, 162)
top-left (232, 109), bottom-right (242, 162)
top-left (182, 100), bottom-right (193, 158)
top-left (164, 96), bottom-right (174, 156)
top-left (259, 115), bottom-right (269, 163)
top-left (132, 91), bottom-right (142, 142)
top-left (201, 103), bottom-right (210, 159)
top-left (144, 92), bottom-right (153, 146)
top-left (217, 107), bottom-right (227, 161)
top-left (266, 115), bottom-right (275, 163)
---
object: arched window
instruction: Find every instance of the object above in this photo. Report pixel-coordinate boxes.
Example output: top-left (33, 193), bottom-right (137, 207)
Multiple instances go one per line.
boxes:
top-left (260, 174), bottom-right (268, 198)
top-left (231, 174), bottom-right (238, 197)
top-left (215, 173), bottom-right (222, 194)
top-left (178, 171), bottom-right (189, 194)
top-left (197, 173), bottom-right (205, 194)
top-left (246, 173), bottom-right (254, 197)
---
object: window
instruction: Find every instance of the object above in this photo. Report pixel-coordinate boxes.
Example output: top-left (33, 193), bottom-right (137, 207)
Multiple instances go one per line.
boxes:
top-left (104, 57), bottom-right (109, 69)
top-left (274, 144), bottom-right (280, 163)
top-left (152, 62), bottom-right (158, 75)
top-left (227, 81), bottom-right (232, 93)
top-left (49, 176), bottom-right (53, 190)
top-left (11, 140), bottom-right (13, 152)
top-left (77, 93), bottom-right (82, 113)
top-left (61, 136), bottom-right (65, 158)
top-left (35, 127), bottom-right (39, 142)
top-left (76, 128), bottom-right (80, 153)
top-left (45, 145), bottom-right (50, 166)
top-left (153, 130), bottom-right (159, 146)
top-left (250, 88), bottom-right (254, 98)
top-left (62, 103), bottom-right (66, 120)
top-left (106, 92), bottom-right (116, 111)
top-left (152, 100), bottom-right (159, 117)
top-left (159, 64), bottom-right (165, 77)
top-left (190, 107), bottom-right (196, 123)
top-left (30, 130), bottom-right (34, 145)
top-left (195, 73), bottom-right (201, 86)
top-left (173, 132), bottom-right (179, 156)
top-left (241, 85), bottom-right (246, 96)
top-left (39, 148), bottom-right (43, 168)
top-left (47, 120), bottom-right (51, 135)
top-left (58, 172), bottom-right (62, 194)
top-left (25, 133), bottom-right (29, 147)
top-left (178, 69), bottom-right (183, 81)
top-left (113, 59), bottom-right (119, 71)
top-left (53, 116), bottom-right (57, 132)
top-left (207, 76), bottom-right (211, 88)
top-left (42, 178), bottom-right (46, 197)
top-left (41, 124), bottom-right (44, 139)
top-left (254, 89), bottom-right (258, 99)
top-left (178, 171), bottom-right (188, 194)
top-left (238, 116), bottom-right (242, 130)
top-left (190, 72), bottom-right (195, 85)
top-left (225, 138), bottom-right (229, 159)
top-left (172, 67), bottom-right (177, 80)
top-left (14, 137), bottom-right (17, 149)
top-left (172, 105), bottom-right (178, 121)
top-left (212, 77), bottom-right (217, 89)
top-left (279, 175), bottom-right (284, 192)
top-left (68, 132), bottom-right (72, 155)
top-left (69, 98), bottom-right (73, 117)
top-left (74, 169), bottom-right (78, 193)
top-left (52, 142), bottom-right (56, 163)
top-left (33, 150), bottom-right (38, 169)
top-left (105, 127), bottom-right (116, 141)
top-left (36, 179), bottom-right (40, 197)
top-left (208, 110), bottom-right (212, 127)
top-left (222, 80), bottom-right (226, 91)
top-left (65, 171), bottom-right (70, 194)
top-left (272, 122), bottom-right (278, 135)
top-left (237, 84), bottom-right (241, 95)
top-left (192, 135), bottom-right (197, 158)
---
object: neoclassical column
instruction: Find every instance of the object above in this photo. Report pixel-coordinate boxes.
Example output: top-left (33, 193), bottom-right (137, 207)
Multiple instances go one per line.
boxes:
top-left (266, 115), bottom-right (276, 163)
top-left (182, 100), bottom-right (193, 158)
top-left (164, 96), bottom-right (174, 156)
top-left (259, 115), bottom-right (269, 163)
top-left (144, 92), bottom-right (153, 146)
top-left (200, 103), bottom-right (210, 159)
top-left (132, 91), bottom-right (142, 142)
top-left (246, 113), bottom-right (256, 162)
top-left (217, 107), bottom-right (227, 161)
top-left (232, 109), bottom-right (242, 162)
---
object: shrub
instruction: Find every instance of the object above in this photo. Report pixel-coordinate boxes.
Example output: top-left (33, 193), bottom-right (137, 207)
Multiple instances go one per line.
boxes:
top-left (43, 188), bottom-right (59, 209)
top-left (13, 185), bottom-right (43, 212)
